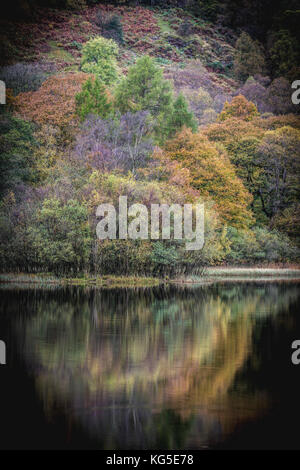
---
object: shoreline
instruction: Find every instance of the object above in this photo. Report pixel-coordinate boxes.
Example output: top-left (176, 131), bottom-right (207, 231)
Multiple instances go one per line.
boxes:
top-left (1, 267), bottom-right (300, 288)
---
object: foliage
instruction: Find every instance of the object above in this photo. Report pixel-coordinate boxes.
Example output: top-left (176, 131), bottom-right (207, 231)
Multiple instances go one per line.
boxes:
top-left (1, 1), bottom-right (300, 274)
top-left (271, 203), bottom-right (300, 245)
top-left (95, 11), bottom-right (124, 45)
top-left (270, 30), bottom-right (299, 77)
top-left (257, 126), bottom-right (300, 218)
top-left (164, 93), bottom-right (198, 139)
top-left (154, 128), bottom-right (253, 228)
top-left (233, 32), bottom-right (266, 82)
top-left (267, 77), bottom-right (299, 115)
top-left (115, 56), bottom-right (173, 117)
top-left (226, 226), bottom-right (299, 264)
top-left (181, 87), bottom-right (214, 121)
top-left (0, 63), bottom-right (50, 95)
top-left (28, 198), bottom-right (92, 275)
top-left (75, 76), bottom-right (113, 121)
top-left (218, 95), bottom-right (259, 122)
top-left (80, 36), bottom-right (119, 85)
top-left (74, 111), bottom-right (154, 174)
top-left (16, 72), bottom-right (91, 130)
top-left (0, 115), bottom-right (37, 198)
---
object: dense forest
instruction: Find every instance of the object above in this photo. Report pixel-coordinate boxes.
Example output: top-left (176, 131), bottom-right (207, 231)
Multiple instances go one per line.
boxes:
top-left (0, 0), bottom-right (299, 276)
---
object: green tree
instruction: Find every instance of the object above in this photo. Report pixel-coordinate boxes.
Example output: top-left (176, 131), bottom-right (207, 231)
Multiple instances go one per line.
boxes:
top-left (81, 37), bottom-right (119, 85)
top-left (234, 32), bottom-right (266, 82)
top-left (0, 115), bottom-right (38, 198)
top-left (270, 30), bottom-right (298, 77)
top-left (29, 198), bottom-right (91, 274)
top-left (75, 77), bottom-right (113, 121)
top-left (115, 56), bottom-right (173, 118)
top-left (165, 93), bottom-right (197, 139)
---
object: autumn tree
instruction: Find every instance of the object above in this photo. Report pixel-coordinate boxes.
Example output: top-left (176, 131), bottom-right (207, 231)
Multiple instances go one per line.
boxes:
top-left (74, 111), bottom-right (154, 174)
top-left (16, 72), bottom-right (92, 132)
top-left (155, 128), bottom-right (253, 228)
top-left (218, 95), bottom-right (259, 122)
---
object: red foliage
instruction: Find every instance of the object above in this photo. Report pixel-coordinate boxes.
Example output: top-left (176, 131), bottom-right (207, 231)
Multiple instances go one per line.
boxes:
top-left (16, 72), bottom-right (92, 128)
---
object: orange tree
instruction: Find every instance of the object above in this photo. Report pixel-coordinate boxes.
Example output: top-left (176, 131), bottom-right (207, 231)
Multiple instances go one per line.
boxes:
top-left (15, 72), bottom-right (93, 139)
top-left (152, 127), bottom-right (254, 229)
top-left (218, 95), bottom-right (259, 122)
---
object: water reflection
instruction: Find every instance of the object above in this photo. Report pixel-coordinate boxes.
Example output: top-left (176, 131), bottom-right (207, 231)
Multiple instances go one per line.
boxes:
top-left (3, 282), bottom-right (300, 449)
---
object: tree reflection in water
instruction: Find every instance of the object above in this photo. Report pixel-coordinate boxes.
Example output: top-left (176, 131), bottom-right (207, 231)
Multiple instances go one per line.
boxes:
top-left (5, 282), bottom-right (300, 449)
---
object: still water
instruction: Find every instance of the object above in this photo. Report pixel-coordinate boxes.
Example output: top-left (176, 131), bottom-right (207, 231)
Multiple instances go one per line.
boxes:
top-left (0, 281), bottom-right (300, 449)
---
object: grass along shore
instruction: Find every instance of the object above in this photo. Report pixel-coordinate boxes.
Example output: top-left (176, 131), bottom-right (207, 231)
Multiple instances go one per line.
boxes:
top-left (1, 267), bottom-right (300, 288)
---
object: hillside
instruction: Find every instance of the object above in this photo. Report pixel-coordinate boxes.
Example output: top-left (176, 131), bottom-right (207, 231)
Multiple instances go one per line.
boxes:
top-left (0, 1), bottom-right (299, 277)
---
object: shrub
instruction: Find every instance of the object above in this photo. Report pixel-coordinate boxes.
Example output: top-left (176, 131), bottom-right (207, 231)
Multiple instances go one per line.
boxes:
top-left (178, 20), bottom-right (193, 37)
top-left (74, 111), bottom-right (154, 174)
top-left (29, 198), bottom-right (92, 275)
top-left (81, 37), bottom-right (119, 85)
top-left (95, 11), bottom-right (124, 45)
top-left (218, 95), bottom-right (259, 122)
top-left (76, 77), bottom-right (113, 121)
top-left (16, 72), bottom-right (92, 129)
top-left (182, 87), bottom-right (214, 120)
top-left (226, 226), bottom-right (300, 264)
top-left (0, 63), bottom-right (50, 95)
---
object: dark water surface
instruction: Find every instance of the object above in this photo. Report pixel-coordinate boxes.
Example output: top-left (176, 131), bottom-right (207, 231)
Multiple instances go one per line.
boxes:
top-left (0, 281), bottom-right (300, 450)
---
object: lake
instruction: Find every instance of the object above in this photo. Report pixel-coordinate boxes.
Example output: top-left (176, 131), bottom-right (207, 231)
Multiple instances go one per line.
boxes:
top-left (0, 280), bottom-right (300, 449)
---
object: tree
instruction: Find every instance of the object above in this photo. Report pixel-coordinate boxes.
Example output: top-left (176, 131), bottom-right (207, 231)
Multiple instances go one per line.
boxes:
top-left (270, 30), bottom-right (298, 77)
top-left (218, 95), bottom-right (259, 122)
top-left (74, 111), bottom-right (154, 174)
top-left (257, 126), bottom-right (300, 218)
top-left (0, 115), bottom-right (37, 199)
top-left (164, 93), bottom-right (197, 139)
top-left (29, 198), bottom-right (91, 275)
top-left (182, 87), bottom-right (214, 120)
top-left (115, 56), bottom-right (173, 119)
top-left (155, 128), bottom-right (253, 228)
top-left (75, 77), bottom-right (113, 121)
top-left (236, 77), bottom-right (270, 113)
top-left (267, 77), bottom-right (297, 115)
top-left (234, 32), bottom-right (266, 82)
top-left (81, 37), bottom-right (119, 85)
